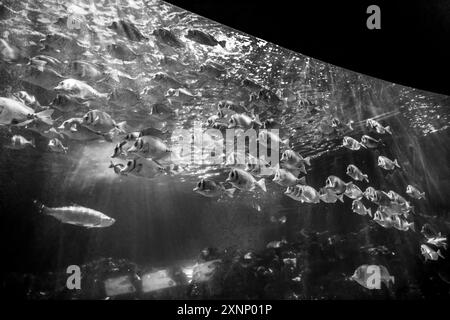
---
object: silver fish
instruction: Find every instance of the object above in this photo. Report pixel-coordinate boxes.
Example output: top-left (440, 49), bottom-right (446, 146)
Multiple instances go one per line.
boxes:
top-left (193, 179), bottom-right (236, 198)
top-left (406, 185), bottom-right (426, 200)
top-left (48, 138), bottom-right (68, 153)
top-left (319, 187), bottom-right (344, 203)
top-left (361, 135), bottom-right (384, 149)
top-left (343, 136), bottom-right (365, 151)
top-left (378, 156), bottom-right (400, 171)
top-left (346, 164), bottom-right (369, 183)
top-left (226, 168), bottom-right (266, 192)
top-left (352, 199), bottom-right (372, 216)
top-left (36, 202), bottom-right (115, 228)
top-left (366, 119), bottom-right (392, 135)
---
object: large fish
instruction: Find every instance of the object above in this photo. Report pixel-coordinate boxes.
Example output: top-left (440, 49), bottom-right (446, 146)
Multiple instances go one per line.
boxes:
top-left (35, 201), bottom-right (115, 228)
top-left (0, 97), bottom-right (54, 126)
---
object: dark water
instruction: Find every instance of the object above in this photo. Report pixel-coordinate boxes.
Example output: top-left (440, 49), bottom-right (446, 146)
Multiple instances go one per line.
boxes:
top-left (0, 0), bottom-right (450, 299)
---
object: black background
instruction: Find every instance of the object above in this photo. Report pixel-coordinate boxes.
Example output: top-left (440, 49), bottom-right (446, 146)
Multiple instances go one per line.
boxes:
top-left (165, 0), bottom-right (450, 96)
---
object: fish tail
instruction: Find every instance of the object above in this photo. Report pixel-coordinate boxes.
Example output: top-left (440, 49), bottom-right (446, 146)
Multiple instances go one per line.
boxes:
top-left (338, 194), bottom-right (345, 203)
top-left (252, 114), bottom-right (262, 127)
top-left (218, 40), bottom-right (226, 48)
top-left (421, 192), bottom-right (426, 199)
top-left (30, 137), bottom-right (36, 148)
top-left (109, 161), bottom-right (114, 168)
top-left (224, 188), bottom-right (236, 198)
top-left (35, 109), bottom-right (54, 125)
top-left (394, 159), bottom-right (401, 168)
top-left (437, 250), bottom-right (445, 259)
top-left (390, 276), bottom-right (395, 284)
top-left (304, 156), bottom-right (311, 166)
top-left (256, 178), bottom-right (267, 192)
top-left (408, 222), bottom-right (415, 232)
top-left (347, 120), bottom-right (354, 131)
top-left (385, 126), bottom-right (392, 135)
top-left (297, 176), bottom-right (306, 185)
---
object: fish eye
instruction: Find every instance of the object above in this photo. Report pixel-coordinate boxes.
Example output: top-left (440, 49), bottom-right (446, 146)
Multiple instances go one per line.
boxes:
top-left (127, 161), bottom-right (132, 166)
top-left (197, 181), bottom-right (202, 188)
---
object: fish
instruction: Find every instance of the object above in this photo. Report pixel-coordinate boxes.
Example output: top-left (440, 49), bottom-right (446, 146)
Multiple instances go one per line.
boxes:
top-left (373, 210), bottom-right (395, 229)
top-left (152, 28), bottom-right (184, 48)
top-left (123, 127), bottom-right (169, 141)
top-left (82, 110), bottom-right (127, 134)
top-left (198, 63), bottom-right (227, 78)
top-left (319, 187), bottom-right (344, 203)
top-left (48, 138), bottom-right (68, 154)
top-left (364, 187), bottom-right (392, 206)
top-left (40, 34), bottom-right (87, 55)
top-left (228, 113), bottom-right (262, 129)
top-left (6, 135), bottom-right (35, 150)
top-left (109, 161), bottom-right (126, 175)
top-left (153, 72), bottom-right (185, 89)
top-left (350, 265), bottom-right (395, 290)
top-left (285, 185), bottom-right (320, 204)
top-left (391, 216), bottom-right (415, 231)
top-left (120, 158), bottom-right (165, 179)
top-left (165, 88), bottom-right (200, 104)
top-left (111, 140), bottom-right (129, 159)
top-left (21, 65), bottom-right (65, 91)
top-left (351, 199), bottom-right (372, 217)
top-left (41, 127), bottom-right (64, 140)
top-left (331, 118), bottom-right (354, 131)
top-left (159, 55), bottom-right (189, 72)
top-left (185, 29), bottom-right (226, 47)
top-left (35, 201), bottom-right (115, 228)
top-left (366, 119), bottom-right (392, 135)
top-left (149, 102), bottom-right (178, 120)
top-left (406, 185), bottom-right (426, 200)
top-left (426, 236), bottom-right (447, 250)
top-left (361, 135), bottom-right (384, 149)
top-left (273, 166), bottom-right (306, 187)
top-left (250, 89), bottom-right (283, 106)
top-left (12, 91), bottom-right (41, 110)
top-left (58, 118), bottom-right (112, 142)
top-left (344, 183), bottom-right (364, 200)
top-left (325, 175), bottom-right (351, 194)
top-left (346, 164), bottom-right (369, 183)
top-left (106, 43), bottom-right (139, 61)
top-left (109, 88), bottom-right (141, 107)
top-left (342, 136), bottom-right (366, 151)
top-left (127, 136), bottom-right (172, 160)
top-left (54, 79), bottom-right (108, 101)
top-left (280, 149), bottom-right (311, 174)
top-left (420, 244), bottom-right (445, 261)
top-left (226, 168), bottom-right (266, 192)
top-left (107, 20), bottom-right (148, 42)
top-left (193, 179), bottom-right (236, 198)
top-left (218, 100), bottom-right (248, 114)
top-left (0, 38), bottom-right (28, 63)
top-left (50, 94), bottom-right (89, 112)
top-left (378, 156), bottom-right (400, 171)
top-left (69, 60), bottom-right (103, 81)
top-left (0, 97), bottom-right (54, 126)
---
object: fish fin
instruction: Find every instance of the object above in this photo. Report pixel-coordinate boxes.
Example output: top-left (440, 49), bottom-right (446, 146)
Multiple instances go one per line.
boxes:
top-left (408, 222), bottom-right (415, 232)
top-left (363, 174), bottom-right (369, 183)
top-left (70, 124), bottom-right (78, 132)
top-left (347, 120), bottom-right (354, 131)
top-left (296, 176), bottom-right (306, 185)
top-left (115, 121), bottom-right (128, 134)
top-left (360, 142), bottom-right (367, 149)
top-left (394, 159), bottom-right (401, 168)
top-left (299, 166), bottom-right (307, 174)
top-left (338, 194), bottom-right (345, 203)
top-left (367, 208), bottom-right (372, 217)
top-left (304, 156), bottom-right (311, 166)
top-left (385, 126), bottom-right (392, 135)
top-left (437, 250), bottom-right (445, 259)
top-left (256, 178), bottom-right (266, 192)
top-left (390, 276), bottom-right (395, 284)
top-left (218, 40), bottom-right (226, 48)
top-left (101, 132), bottom-right (113, 142)
top-left (35, 109), bottom-right (54, 125)
top-left (281, 138), bottom-right (290, 146)
top-left (224, 188), bottom-right (236, 198)
top-left (421, 192), bottom-right (426, 199)
top-left (30, 138), bottom-right (36, 148)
